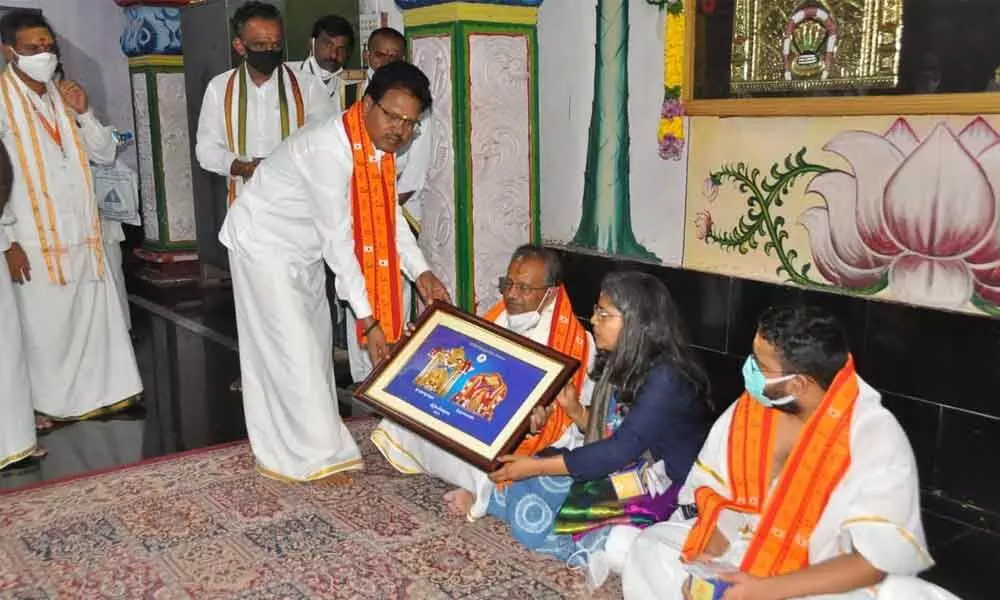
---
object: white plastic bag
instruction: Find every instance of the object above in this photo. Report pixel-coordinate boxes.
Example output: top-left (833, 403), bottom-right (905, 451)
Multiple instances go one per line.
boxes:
top-left (93, 159), bottom-right (141, 226)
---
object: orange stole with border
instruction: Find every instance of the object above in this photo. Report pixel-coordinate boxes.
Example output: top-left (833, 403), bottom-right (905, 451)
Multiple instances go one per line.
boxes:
top-left (484, 285), bottom-right (591, 457)
top-left (343, 102), bottom-right (403, 344)
top-left (681, 356), bottom-right (860, 577)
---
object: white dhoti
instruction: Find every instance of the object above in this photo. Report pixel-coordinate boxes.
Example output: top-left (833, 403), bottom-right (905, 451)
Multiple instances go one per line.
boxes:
top-left (0, 263), bottom-right (36, 469)
top-left (102, 219), bottom-right (130, 331)
top-left (371, 418), bottom-right (495, 518)
top-left (13, 246), bottom-right (142, 419)
top-left (621, 520), bottom-right (961, 600)
top-left (229, 253), bottom-right (362, 481)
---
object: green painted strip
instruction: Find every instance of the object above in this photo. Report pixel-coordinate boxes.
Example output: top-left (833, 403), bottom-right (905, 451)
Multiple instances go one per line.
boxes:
top-left (528, 27), bottom-right (541, 244)
top-left (143, 71), bottom-right (170, 249)
top-left (452, 21), bottom-right (475, 312)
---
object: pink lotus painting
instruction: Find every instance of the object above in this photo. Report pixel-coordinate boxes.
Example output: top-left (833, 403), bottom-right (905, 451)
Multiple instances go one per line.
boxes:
top-left (695, 117), bottom-right (1000, 316)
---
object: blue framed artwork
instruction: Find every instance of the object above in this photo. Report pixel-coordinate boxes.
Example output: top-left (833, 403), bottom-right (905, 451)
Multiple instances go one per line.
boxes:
top-left (356, 302), bottom-right (579, 471)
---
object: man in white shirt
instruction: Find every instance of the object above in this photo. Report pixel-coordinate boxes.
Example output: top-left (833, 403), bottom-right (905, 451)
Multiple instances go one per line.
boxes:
top-left (0, 10), bottom-right (142, 422)
top-left (287, 15), bottom-right (355, 110)
top-left (372, 245), bottom-right (595, 518)
top-left (621, 306), bottom-right (957, 600)
top-left (195, 1), bottom-right (333, 206)
top-left (219, 61), bottom-right (450, 482)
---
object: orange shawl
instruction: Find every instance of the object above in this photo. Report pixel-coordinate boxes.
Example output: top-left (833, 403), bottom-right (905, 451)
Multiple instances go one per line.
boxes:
top-left (681, 356), bottom-right (859, 577)
top-left (343, 102), bottom-right (404, 344)
top-left (484, 284), bottom-right (591, 457)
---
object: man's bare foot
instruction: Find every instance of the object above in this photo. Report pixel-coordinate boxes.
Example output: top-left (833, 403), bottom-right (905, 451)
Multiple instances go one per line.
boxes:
top-left (443, 488), bottom-right (475, 517)
top-left (34, 414), bottom-right (53, 432)
top-left (30, 448), bottom-right (47, 459)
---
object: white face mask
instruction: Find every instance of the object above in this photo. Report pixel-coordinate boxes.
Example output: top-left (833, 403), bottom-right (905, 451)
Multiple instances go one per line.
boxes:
top-left (366, 66), bottom-right (375, 81)
top-left (15, 51), bottom-right (58, 84)
top-left (505, 289), bottom-right (552, 335)
top-left (507, 311), bottom-right (541, 335)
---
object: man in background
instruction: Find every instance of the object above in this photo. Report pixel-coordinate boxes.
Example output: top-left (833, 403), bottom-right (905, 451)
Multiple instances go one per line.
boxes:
top-left (288, 14), bottom-right (356, 109)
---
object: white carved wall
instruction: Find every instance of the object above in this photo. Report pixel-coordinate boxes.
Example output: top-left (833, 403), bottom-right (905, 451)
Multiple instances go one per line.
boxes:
top-left (411, 36), bottom-right (458, 300)
top-left (469, 34), bottom-right (532, 311)
top-left (156, 73), bottom-right (196, 243)
top-left (132, 73), bottom-right (159, 243)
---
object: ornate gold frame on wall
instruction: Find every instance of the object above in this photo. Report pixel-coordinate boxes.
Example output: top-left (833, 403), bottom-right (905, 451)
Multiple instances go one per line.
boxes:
top-left (681, 0), bottom-right (1000, 116)
top-left (730, 0), bottom-right (902, 94)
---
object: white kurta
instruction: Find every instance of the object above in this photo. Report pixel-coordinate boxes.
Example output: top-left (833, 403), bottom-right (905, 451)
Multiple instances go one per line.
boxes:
top-left (371, 301), bottom-right (596, 519)
top-left (0, 234), bottom-right (35, 469)
top-left (219, 112), bottom-right (430, 481)
top-left (0, 74), bottom-right (141, 419)
top-left (621, 378), bottom-right (954, 600)
top-left (195, 65), bottom-right (334, 198)
top-left (287, 57), bottom-right (343, 109)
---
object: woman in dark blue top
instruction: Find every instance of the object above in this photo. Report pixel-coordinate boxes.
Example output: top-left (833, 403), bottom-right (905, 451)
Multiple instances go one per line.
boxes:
top-left (486, 271), bottom-right (712, 583)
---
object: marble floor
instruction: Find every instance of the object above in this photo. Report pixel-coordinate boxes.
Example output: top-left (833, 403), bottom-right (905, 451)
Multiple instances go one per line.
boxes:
top-left (0, 285), bottom-right (994, 599)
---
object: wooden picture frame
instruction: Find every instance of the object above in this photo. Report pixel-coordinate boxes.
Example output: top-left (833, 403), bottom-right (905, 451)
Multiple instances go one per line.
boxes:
top-left (354, 301), bottom-right (580, 472)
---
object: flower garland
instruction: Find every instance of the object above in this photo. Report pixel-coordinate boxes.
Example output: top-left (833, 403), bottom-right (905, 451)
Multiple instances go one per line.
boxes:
top-left (652, 0), bottom-right (686, 160)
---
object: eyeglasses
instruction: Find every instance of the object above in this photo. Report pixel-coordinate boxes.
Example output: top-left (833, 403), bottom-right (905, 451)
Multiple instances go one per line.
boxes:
top-left (376, 102), bottom-right (421, 134)
top-left (498, 277), bottom-right (549, 295)
top-left (591, 305), bottom-right (622, 321)
top-left (242, 40), bottom-right (284, 52)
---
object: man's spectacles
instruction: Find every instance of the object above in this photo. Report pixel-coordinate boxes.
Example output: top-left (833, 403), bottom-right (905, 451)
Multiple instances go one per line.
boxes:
top-left (498, 277), bottom-right (549, 294)
top-left (377, 102), bottom-right (421, 135)
top-left (591, 305), bottom-right (622, 321)
top-left (242, 40), bottom-right (284, 52)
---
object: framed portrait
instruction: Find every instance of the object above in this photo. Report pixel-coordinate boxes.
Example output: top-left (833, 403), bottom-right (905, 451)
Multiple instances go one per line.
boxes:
top-left (354, 302), bottom-right (580, 472)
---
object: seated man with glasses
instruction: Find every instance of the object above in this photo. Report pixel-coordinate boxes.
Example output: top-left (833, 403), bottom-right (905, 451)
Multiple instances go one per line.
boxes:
top-left (622, 305), bottom-right (956, 600)
top-left (372, 244), bottom-right (595, 517)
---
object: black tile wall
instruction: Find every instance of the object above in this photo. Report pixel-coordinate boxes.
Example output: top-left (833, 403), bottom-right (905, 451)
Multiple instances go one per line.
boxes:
top-left (551, 246), bottom-right (1000, 531)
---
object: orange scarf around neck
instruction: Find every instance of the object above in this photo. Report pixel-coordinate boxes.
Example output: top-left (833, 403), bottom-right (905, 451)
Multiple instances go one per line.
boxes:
top-left (484, 284), bottom-right (591, 457)
top-left (681, 355), bottom-right (859, 577)
top-left (343, 102), bottom-right (403, 344)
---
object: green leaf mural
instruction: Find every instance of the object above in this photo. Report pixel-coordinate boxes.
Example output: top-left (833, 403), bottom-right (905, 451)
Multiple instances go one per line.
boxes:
top-left (571, 0), bottom-right (658, 261)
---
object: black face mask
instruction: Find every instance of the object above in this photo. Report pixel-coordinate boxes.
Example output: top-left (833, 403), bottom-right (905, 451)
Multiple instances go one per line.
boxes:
top-left (245, 49), bottom-right (283, 75)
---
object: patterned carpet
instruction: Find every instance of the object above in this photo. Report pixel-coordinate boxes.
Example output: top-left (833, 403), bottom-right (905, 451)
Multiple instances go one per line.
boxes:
top-left (0, 418), bottom-right (623, 599)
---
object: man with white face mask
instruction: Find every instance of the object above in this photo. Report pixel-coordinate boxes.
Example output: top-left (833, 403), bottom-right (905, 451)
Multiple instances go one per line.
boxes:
top-left (0, 10), bottom-right (142, 423)
top-left (621, 305), bottom-right (957, 600)
top-left (287, 15), bottom-right (355, 110)
top-left (372, 244), bottom-right (595, 518)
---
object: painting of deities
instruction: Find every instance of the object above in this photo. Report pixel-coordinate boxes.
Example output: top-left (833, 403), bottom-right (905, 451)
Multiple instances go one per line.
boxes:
top-left (385, 324), bottom-right (546, 447)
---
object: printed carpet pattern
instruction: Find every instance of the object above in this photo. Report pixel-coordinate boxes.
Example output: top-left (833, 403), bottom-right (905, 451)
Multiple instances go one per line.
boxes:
top-left (0, 418), bottom-right (623, 599)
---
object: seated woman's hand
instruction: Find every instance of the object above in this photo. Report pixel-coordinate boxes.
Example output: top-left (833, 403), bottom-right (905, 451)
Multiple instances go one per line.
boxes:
top-left (528, 404), bottom-right (553, 434)
top-left (489, 454), bottom-right (539, 484)
top-left (556, 385), bottom-right (586, 425)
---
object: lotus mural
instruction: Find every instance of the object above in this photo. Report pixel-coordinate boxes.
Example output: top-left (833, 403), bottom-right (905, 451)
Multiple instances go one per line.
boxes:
top-left (695, 117), bottom-right (1000, 316)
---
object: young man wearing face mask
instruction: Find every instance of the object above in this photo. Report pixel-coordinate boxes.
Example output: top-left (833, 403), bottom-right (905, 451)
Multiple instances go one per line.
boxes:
top-left (287, 15), bottom-right (355, 110)
top-left (621, 305), bottom-right (956, 600)
top-left (0, 10), bottom-right (143, 424)
top-left (195, 1), bottom-right (333, 207)
top-left (218, 62), bottom-right (450, 482)
top-left (372, 244), bottom-right (595, 518)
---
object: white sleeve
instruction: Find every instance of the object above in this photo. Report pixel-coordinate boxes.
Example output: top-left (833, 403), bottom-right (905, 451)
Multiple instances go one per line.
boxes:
top-left (76, 110), bottom-right (116, 165)
top-left (394, 197), bottom-right (429, 282)
top-left (293, 124), bottom-right (372, 319)
top-left (396, 114), bottom-right (433, 197)
top-left (195, 79), bottom-right (238, 177)
top-left (302, 73), bottom-right (337, 122)
top-left (839, 410), bottom-right (934, 576)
